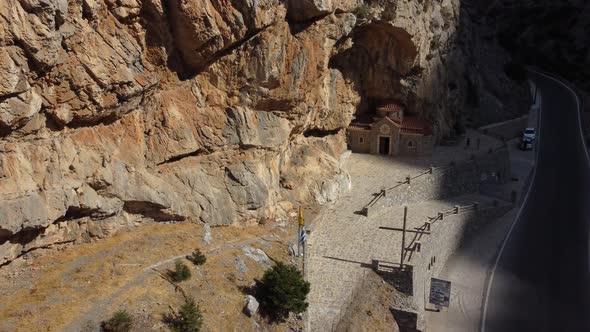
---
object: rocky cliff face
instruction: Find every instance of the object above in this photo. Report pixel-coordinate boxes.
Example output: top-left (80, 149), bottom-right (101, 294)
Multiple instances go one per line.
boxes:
top-left (0, 0), bottom-right (528, 265)
top-left (486, 0), bottom-right (590, 91)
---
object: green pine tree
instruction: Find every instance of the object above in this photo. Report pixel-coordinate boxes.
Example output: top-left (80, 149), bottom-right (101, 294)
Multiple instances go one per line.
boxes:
top-left (170, 298), bottom-right (204, 332)
top-left (186, 249), bottom-right (206, 266)
top-left (169, 260), bottom-right (191, 282)
top-left (258, 261), bottom-right (310, 321)
top-left (101, 310), bottom-right (133, 332)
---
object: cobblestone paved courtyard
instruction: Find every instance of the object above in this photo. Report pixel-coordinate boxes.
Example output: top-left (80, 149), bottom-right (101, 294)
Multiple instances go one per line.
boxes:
top-left (305, 130), bottom-right (505, 331)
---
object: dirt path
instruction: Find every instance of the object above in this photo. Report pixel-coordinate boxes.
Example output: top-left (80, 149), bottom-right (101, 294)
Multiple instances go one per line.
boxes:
top-left (64, 236), bottom-right (262, 331)
top-left (0, 219), bottom-right (299, 332)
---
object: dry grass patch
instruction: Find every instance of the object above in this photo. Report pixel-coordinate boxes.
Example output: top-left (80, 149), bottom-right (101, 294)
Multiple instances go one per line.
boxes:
top-left (0, 219), bottom-right (300, 332)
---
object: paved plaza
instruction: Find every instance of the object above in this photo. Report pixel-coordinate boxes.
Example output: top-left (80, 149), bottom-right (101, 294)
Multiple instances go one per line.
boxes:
top-left (305, 130), bottom-right (506, 331)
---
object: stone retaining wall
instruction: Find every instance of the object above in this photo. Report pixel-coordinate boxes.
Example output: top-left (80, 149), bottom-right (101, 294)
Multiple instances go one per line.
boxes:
top-left (478, 114), bottom-right (529, 140)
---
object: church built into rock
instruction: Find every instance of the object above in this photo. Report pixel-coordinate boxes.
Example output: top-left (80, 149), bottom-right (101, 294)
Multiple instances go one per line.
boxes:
top-left (347, 102), bottom-right (434, 157)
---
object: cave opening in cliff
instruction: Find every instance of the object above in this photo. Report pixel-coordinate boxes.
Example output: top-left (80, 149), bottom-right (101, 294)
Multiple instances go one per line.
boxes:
top-left (329, 21), bottom-right (420, 123)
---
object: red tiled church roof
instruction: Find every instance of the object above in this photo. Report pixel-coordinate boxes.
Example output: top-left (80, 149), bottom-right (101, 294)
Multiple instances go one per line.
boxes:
top-left (348, 101), bottom-right (433, 136)
top-left (400, 116), bottom-right (432, 135)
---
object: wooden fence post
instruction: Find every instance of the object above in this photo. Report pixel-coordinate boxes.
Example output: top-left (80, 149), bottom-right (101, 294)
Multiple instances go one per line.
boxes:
top-left (362, 207), bottom-right (369, 217)
top-left (400, 206), bottom-right (408, 269)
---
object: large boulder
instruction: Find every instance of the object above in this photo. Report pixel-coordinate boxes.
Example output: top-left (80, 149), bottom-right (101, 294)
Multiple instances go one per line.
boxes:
top-left (244, 295), bottom-right (260, 317)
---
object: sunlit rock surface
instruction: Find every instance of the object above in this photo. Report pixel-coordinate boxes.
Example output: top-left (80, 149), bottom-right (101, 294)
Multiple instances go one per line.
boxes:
top-left (0, 0), bottom-right (528, 264)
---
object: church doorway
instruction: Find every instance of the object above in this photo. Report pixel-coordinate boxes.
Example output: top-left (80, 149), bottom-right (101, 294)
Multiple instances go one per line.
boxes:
top-left (379, 136), bottom-right (390, 155)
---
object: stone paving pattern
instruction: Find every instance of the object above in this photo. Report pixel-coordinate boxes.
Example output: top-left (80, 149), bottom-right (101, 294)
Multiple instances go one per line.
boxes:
top-left (424, 86), bottom-right (539, 331)
top-left (305, 130), bottom-right (508, 331)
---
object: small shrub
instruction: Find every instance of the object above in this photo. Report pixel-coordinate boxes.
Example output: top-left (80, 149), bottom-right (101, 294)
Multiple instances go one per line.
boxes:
top-left (169, 298), bottom-right (204, 332)
top-left (169, 260), bottom-right (192, 282)
top-left (258, 261), bottom-right (310, 321)
top-left (101, 310), bottom-right (132, 332)
top-left (186, 249), bottom-right (206, 266)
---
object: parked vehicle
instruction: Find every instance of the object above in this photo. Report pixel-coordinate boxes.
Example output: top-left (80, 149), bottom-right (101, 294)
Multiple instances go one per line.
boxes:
top-left (522, 127), bottom-right (536, 141)
top-left (520, 137), bottom-right (533, 150)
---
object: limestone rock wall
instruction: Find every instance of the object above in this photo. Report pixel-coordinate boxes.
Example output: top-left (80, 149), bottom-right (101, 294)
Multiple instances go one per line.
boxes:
top-left (0, 0), bottom-right (527, 264)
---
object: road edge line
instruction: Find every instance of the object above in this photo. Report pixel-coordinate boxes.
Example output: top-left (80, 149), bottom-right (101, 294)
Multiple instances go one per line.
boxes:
top-left (533, 69), bottom-right (590, 279)
top-left (479, 74), bottom-right (542, 332)
top-left (533, 71), bottom-right (589, 167)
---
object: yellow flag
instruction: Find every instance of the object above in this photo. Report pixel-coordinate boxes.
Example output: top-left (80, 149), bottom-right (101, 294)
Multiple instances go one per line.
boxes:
top-left (298, 207), bottom-right (304, 227)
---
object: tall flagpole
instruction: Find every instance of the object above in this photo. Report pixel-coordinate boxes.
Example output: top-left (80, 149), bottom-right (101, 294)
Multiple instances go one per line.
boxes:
top-left (301, 208), bottom-right (306, 275)
top-left (302, 233), bottom-right (306, 275)
top-left (298, 207), bottom-right (303, 257)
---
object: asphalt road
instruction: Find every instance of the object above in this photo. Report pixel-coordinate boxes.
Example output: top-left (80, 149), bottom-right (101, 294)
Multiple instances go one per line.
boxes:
top-left (482, 72), bottom-right (590, 331)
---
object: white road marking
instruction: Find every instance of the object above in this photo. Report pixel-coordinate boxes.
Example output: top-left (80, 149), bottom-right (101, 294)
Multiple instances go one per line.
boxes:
top-left (532, 71), bottom-right (590, 281)
top-left (481, 70), bottom-right (589, 332)
top-left (534, 71), bottom-right (590, 167)
top-left (480, 74), bottom-right (543, 332)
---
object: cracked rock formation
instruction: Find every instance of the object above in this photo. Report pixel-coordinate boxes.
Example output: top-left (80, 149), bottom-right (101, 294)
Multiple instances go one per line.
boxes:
top-left (0, 0), bottom-right (528, 265)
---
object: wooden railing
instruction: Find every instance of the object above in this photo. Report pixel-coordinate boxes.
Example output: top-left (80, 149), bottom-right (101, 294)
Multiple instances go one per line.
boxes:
top-left (359, 143), bottom-right (508, 217)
